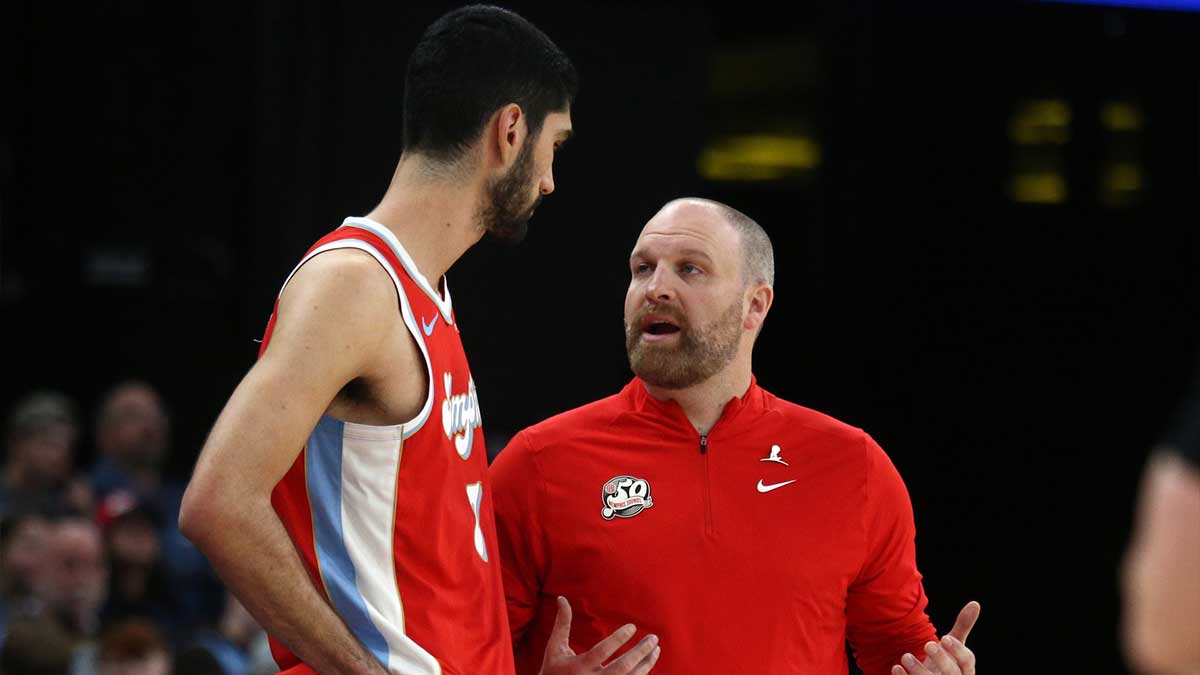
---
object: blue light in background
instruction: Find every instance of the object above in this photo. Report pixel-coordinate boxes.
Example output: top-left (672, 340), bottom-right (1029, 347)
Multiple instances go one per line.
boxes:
top-left (1042, 0), bottom-right (1200, 10)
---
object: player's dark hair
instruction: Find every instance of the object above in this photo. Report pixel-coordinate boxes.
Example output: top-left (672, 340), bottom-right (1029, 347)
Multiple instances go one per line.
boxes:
top-left (403, 5), bottom-right (578, 164)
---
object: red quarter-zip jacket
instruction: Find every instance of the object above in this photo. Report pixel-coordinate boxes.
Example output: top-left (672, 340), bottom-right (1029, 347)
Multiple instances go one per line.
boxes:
top-left (490, 377), bottom-right (937, 675)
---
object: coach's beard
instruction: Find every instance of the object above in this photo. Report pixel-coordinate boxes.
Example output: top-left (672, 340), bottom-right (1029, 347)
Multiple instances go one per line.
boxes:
top-left (626, 298), bottom-right (742, 389)
top-left (479, 138), bottom-right (539, 245)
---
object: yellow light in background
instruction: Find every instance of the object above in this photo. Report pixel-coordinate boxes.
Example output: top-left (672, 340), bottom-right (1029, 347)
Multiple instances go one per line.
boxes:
top-left (1008, 98), bottom-right (1071, 205)
top-left (1008, 99), bottom-right (1072, 145)
top-left (1103, 162), bottom-right (1143, 191)
top-left (1098, 101), bottom-right (1144, 207)
top-left (1100, 162), bottom-right (1144, 207)
top-left (1100, 101), bottom-right (1143, 131)
top-left (1009, 172), bottom-right (1067, 204)
top-left (698, 133), bottom-right (821, 182)
top-left (708, 43), bottom-right (821, 98)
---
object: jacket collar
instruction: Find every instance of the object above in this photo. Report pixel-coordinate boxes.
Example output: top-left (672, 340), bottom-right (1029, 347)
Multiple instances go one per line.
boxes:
top-left (621, 375), bottom-right (765, 435)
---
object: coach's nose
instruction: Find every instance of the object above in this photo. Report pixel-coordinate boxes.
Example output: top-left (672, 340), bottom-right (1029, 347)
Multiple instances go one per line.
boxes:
top-left (644, 266), bottom-right (676, 304)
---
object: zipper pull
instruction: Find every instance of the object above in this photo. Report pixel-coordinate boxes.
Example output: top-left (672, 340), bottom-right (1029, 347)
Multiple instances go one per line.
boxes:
top-left (700, 435), bottom-right (708, 454)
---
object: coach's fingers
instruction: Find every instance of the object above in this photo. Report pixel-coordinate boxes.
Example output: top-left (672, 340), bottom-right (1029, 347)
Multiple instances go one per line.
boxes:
top-left (580, 623), bottom-right (638, 667)
top-left (923, 640), bottom-right (960, 675)
top-left (948, 601), bottom-right (981, 645)
top-left (896, 652), bottom-right (937, 675)
top-left (941, 635), bottom-right (976, 675)
top-left (602, 634), bottom-right (660, 673)
top-left (544, 597), bottom-right (578, 661)
top-left (626, 644), bottom-right (661, 675)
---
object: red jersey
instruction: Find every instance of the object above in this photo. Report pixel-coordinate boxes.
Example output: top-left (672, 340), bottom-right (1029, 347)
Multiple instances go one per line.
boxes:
top-left (490, 377), bottom-right (936, 675)
top-left (260, 217), bottom-right (514, 675)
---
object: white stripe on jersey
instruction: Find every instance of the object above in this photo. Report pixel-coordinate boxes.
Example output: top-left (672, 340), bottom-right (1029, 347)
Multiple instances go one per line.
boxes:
top-left (278, 239), bottom-right (434, 439)
top-left (341, 217), bottom-right (454, 325)
top-left (339, 424), bottom-right (443, 674)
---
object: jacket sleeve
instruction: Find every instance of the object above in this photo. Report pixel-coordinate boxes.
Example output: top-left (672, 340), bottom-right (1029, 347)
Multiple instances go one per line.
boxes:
top-left (846, 433), bottom-right (939, 675)
top-left (490, 430), bottom-right (549, 646)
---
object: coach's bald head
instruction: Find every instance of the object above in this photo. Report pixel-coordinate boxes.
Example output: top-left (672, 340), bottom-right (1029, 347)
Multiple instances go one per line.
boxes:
top-left (624, 198), bottom-right (775, 390)
top-left (659, 198), bottom-right (774, 288)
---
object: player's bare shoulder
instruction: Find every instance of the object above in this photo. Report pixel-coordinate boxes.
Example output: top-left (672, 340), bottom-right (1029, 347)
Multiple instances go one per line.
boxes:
top-left (272, 248), bottom-right (428, 426)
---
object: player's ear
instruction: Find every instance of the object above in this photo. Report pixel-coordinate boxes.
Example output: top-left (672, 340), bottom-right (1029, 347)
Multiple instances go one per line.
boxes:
top-left (744, 284), bottom-right (773, 332)
top-left (488, 103), bottom-right (526, 170)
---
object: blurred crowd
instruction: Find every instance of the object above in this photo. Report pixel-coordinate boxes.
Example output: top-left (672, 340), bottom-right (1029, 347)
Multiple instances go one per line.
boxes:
top-left (0, 382), bottom-right (276, 675)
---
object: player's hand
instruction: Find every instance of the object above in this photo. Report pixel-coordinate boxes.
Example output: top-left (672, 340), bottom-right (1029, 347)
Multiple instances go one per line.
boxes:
top-left (891, 601), bottom-right (979, 675)
top-left (539, 596), bottom-right (661, 675)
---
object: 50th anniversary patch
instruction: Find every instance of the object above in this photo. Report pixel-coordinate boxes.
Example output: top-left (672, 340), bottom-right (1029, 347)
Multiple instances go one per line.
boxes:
top-left (601, 475), bottom-right (654, 520)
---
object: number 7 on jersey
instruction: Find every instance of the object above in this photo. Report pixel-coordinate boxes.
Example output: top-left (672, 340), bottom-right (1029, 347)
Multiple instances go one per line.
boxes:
top-left (466, 482), bottom-right (488, 562)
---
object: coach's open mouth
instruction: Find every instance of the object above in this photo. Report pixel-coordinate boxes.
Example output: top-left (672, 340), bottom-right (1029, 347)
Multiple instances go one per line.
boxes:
top-left (641, 315), bottom-right (681, 340)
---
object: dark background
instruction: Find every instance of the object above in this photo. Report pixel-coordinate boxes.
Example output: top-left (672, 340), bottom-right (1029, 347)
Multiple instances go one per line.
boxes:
top-left (2, 1), bottom-right (1197, 672)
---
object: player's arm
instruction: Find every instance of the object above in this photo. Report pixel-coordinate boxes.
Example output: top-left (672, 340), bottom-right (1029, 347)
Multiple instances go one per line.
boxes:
top-left (180, 251), bottom-right (398, 675)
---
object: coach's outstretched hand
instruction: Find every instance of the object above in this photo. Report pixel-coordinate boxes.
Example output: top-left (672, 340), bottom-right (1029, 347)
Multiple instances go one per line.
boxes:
top-left (891, 601), bottom-right (980, 675)
top-left (540, 596), bottom-right (661, 675)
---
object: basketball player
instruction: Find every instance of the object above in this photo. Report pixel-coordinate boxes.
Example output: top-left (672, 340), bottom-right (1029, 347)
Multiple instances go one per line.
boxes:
top-left (491, 198), bottom-right (979, 675)
top-left (179, 7), bottom-right (659, 675)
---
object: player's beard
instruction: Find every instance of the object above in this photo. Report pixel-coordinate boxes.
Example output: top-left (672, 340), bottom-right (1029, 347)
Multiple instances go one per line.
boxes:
top-left (478, 138), bottom-right (539, 245)
top-left (625, 296), bottom-right (743, 390)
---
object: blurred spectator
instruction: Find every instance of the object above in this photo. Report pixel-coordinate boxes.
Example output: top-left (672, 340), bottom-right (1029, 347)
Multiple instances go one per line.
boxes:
top-left (0, 510), bottom-right (53, 637)
top-left (94, 620), bottom-right (172, 675)
top-left (90, 382), bottom-right (171, 504)
top-left (0, 615), bottom-right (73, 675)
top-left (89, 381), bottom-right (222, 629)
top-left (1123, 369), bottom-right (1200, 675)
top-left (1, 391), bottom-right (92, 518)
top-left (186, 592), bottom-right (275, 675)
top-left (42, 517), bottom-right (108, 644)
top-left (95, 491), bottom-right (177, 638)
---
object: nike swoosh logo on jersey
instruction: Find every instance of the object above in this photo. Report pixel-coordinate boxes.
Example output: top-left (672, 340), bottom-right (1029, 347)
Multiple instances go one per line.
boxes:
top-left (756, 479), bottom-right (797, 493)
top-left (421, 315), bottom-right (437, 336)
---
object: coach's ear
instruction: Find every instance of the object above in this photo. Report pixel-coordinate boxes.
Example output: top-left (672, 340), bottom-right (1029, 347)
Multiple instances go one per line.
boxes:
top-left (486, 103), bottom-right (527, 172)
top-left (744, 283), bottom-right (774, 334)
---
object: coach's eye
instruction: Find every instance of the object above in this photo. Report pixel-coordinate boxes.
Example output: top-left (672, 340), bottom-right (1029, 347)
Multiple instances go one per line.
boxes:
top-left (634, 262), bottom-right (652, 275)
top-left (682, 264), bottom-right (702, 275)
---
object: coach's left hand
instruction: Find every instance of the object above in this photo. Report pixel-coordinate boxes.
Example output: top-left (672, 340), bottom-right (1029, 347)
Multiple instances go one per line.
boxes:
top-left (891, 601), bottom-right (980, 675)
